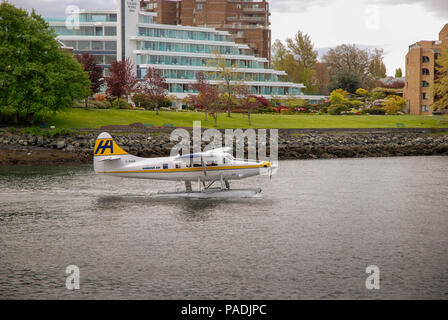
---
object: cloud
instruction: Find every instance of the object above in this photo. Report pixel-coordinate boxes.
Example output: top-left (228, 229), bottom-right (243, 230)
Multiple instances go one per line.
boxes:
top-left (10, 0), bottom-right (117, 17)
top-left (368, 0), bottom-right (448, 18)
top-left (270, 0), bottom-right (333, 13)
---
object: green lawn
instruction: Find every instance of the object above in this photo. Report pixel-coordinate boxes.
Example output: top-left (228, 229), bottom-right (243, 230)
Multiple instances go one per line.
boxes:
top-left (43, 109), bottom-right (448, 129)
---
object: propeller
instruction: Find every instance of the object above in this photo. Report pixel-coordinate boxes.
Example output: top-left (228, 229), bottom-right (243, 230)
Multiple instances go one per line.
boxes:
top-left (269, 157), bottom-right (278, 181)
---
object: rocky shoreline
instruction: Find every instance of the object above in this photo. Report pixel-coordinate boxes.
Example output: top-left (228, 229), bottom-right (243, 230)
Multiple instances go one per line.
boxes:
top-left (1, 128), bottom-right (448, 165)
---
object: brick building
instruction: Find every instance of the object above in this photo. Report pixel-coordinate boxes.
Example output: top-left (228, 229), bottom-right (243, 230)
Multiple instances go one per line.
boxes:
top-left (140, 0), bottom-right (271, 61)
top-left (404, 24), bottom-right (448, 115)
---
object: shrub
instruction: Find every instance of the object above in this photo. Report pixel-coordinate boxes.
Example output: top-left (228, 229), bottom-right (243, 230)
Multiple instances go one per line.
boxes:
top-left (348, 100), bottom-right (364, 108)
top-left (111, 98), bottom-right (132, 109)
top-left (355, 88), bottom-right (369, 97)
top-left (159, 97), bottom-right (173, 108)
top-left (329, 91), bottom-right (346, 105)
top-left (257, 106), bottom-right (275, 113)
top-left (328, 104), bottom-right (349, 115)
top-left (89, 100), bottom-right (110, 109)
top-left (95, 94), bottom-right (107, 101)
top-left (382, 95), bottom-right (406, 114)
top-left (366, 107), bottom-right (386, 115)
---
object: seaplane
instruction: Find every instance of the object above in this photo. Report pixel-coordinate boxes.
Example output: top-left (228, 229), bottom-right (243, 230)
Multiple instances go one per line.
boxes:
top-left (93, 132), bottom-right (276, 198)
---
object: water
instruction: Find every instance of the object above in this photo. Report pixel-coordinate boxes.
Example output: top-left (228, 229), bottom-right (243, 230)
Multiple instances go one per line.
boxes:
top-left (0, 157), bottom-right (447, 299)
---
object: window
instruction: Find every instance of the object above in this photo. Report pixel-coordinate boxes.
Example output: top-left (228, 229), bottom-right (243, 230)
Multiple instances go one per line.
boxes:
top-left (91, 41), bottom-right (104, 51)
top-left (197, 3), bottom-right (203, 10)
top-left (421, 93), bottom-right (427, 100)
top-left (422, 68), bottom-right (430, 75)
top-left (163, 164), bottom-right (168, 170)
top-left (104, 55), bottom-right (116, 64)
top-left (421, 105), bottom-right (428, 112)
top-left (422, 81), bottom-right (429, 87)
top-left (95, 55), bottom-right (105, 64)
top-left (105, 41), bottom-right (117, 51)
top-left (422, 56), bottom-right (430, 63)
top-left (104, 27), bottom-right (117, 36)
top-left (77, 40), bottom-right (90, 50)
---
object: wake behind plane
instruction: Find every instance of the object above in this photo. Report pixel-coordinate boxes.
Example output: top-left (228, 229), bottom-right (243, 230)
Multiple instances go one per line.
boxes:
top-left (93, 132), bottom-right (276, 198)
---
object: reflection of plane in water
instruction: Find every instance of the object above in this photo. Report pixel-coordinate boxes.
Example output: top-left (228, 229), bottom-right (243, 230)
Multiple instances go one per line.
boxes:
top-left (93, 132), bottom-right (276, 198)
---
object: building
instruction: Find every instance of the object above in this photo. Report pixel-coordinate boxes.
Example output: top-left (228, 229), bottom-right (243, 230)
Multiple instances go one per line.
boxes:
top-left (140, 0), bottom-right (271, 62)
top-left (46, 0), bottom-right (325, 106)
top-left (403, 24), bottom-right (448, 115)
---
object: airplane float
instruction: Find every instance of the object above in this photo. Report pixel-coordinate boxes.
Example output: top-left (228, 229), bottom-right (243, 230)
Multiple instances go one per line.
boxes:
top-left (93, 132), bottom-right (276, 198)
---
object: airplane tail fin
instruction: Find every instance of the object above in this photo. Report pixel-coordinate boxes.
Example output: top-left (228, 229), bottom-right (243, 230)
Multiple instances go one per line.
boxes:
top-left (93, 132), bottom-right (130, 174)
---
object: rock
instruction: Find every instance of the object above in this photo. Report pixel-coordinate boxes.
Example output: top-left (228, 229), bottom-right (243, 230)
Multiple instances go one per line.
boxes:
top-left (57, 140), bottom-right (66, 149)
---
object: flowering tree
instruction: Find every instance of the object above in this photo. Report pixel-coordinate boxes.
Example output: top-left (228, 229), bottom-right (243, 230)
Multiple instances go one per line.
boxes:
top-left (138, 67), bottom-right (168, 115)
top-left (235, 86), bottom-right (259, 126)
top-left (75, 52), bottom-right (104, 109)
top-left (105, 57), bottom-right (138, 108)
top-left (188, 72), bottom-right (224, 126)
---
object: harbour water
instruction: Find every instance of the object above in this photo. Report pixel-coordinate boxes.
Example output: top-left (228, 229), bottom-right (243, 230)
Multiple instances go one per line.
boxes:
top-left (0, 157), bottom-right (447, 299)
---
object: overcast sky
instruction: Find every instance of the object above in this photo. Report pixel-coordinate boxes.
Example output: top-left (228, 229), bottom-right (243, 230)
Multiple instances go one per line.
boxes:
top-left (9, 0), bottom-right (448, 76)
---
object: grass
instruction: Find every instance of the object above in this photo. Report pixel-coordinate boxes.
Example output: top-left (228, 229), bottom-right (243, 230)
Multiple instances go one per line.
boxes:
top-left (36, 109), bottom-right (448, 129)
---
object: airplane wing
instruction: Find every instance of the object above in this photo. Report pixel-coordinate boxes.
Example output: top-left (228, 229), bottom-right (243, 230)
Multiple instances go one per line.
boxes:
top-left (174, 147), bottom-right (231, 161)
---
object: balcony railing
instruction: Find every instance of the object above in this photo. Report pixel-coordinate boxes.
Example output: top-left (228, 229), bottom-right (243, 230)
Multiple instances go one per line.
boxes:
top-left (242, 8), bottom-right (266, 12)
top-left (227, 16), bottom-right (266, 22)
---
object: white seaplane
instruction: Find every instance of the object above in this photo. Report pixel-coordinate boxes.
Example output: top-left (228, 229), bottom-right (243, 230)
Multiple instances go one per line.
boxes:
top-left (93, 132), bottom-right (276, 198)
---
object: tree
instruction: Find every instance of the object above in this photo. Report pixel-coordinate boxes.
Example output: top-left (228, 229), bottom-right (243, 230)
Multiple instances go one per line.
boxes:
top-left (105, 57), bottom-right (138, 109)
top-left (138, 67), bottom-right (168, 115)
top-left (323, 44), bottom-right (386, 90)
top-left (382, 95), bottom-right (406, 114)
top-left (272, 39), bottom-right (289, 70)
top-left (188, 72), bottom-right (224, 127)
top-left (235, 86), bottom-right (259, 126)
top-left (433, 44), bottom-right (448, 111)
top-left (75, 52), bottom-right (104, 109)
top-left (286, 31), bottom-right (318, 70)
top-left (272, 31), bottom-right (319, 93)
top-left (0, 3), bottom-right (90, 124)
top-left (395, 68), bottom-right (403, 78)
top-left (207, 53), bottom-right (241, 117)
top-left (369, 48), bottom-right (387, 79)
top-left (315, 62), bottom-right (329, 95)
top-left (328, 69), bottom-right (362, 93)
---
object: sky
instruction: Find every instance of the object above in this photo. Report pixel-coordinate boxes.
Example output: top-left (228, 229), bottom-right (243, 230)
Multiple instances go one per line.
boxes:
top-left (9, 0), bottom-right (448, 76)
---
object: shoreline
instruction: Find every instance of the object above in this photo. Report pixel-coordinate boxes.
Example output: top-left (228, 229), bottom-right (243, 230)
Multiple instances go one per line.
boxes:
top-left (1, 128), bottom-right (447, 165)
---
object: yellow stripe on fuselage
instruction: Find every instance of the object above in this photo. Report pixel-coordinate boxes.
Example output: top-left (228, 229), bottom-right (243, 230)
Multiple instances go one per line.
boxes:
top-left (97, 163), bottom-right (270, 174)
